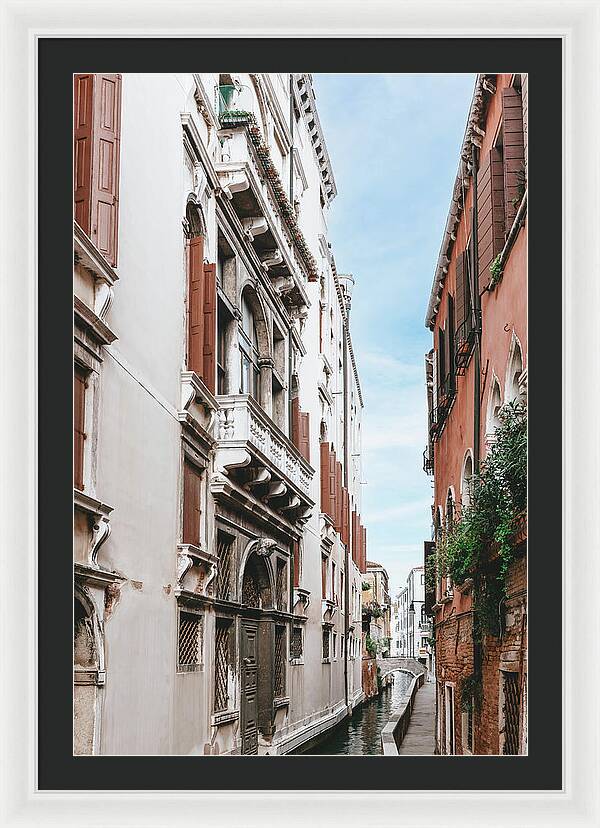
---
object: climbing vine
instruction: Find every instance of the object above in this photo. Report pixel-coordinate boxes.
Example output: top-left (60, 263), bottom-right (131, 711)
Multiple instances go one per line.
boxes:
top-left (433, 401), bottom-right (527, 639)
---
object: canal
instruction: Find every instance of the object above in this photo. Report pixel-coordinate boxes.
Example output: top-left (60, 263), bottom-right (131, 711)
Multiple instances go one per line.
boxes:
top-left (302, 671), bottom-right (414, 755)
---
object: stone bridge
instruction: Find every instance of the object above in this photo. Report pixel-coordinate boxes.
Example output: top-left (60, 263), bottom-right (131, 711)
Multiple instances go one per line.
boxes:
top-left (377, 657), bottom-right (427, 679)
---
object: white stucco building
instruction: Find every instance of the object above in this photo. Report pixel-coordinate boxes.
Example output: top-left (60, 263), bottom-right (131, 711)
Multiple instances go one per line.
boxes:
top-left (73, 73), bottom-right (367, 755)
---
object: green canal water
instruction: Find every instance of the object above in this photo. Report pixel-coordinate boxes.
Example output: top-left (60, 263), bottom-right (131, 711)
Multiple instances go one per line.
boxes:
top-left (301, 671), bottom-right (414, 755)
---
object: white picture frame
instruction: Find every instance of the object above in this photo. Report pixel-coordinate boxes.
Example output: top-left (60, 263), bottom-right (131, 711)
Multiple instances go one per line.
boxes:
top-left (1, 1), bottom-right (598, 825)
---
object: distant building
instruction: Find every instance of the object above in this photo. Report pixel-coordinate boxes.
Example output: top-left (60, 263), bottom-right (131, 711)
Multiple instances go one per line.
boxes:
top-left (362, 561), bottom-right (391, 658)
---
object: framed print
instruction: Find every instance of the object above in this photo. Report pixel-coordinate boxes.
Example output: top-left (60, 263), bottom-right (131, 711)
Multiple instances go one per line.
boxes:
top-left (1, 1), bottom-right (598, 826)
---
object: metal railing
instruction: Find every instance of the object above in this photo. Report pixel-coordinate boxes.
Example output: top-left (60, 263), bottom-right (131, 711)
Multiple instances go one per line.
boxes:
top-left (216, 84), bottom-right (258, 125)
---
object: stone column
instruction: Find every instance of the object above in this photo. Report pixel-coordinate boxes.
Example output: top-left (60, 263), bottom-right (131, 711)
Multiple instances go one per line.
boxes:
top-left (259, 357), bottom-right (273, 418)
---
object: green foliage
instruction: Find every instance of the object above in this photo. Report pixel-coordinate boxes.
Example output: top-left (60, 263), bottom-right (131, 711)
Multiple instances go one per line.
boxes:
top-left (489, 253), bottom-right (503, 285)
top-left (437, 402), bottom-right (527, 638)
top-left (361, 581), bottom-right (371, 591)
top-left (365, 634), bottom-right (378, 658)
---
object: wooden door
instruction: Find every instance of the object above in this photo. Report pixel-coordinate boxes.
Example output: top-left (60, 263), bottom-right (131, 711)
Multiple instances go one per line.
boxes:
top-left (241, 621), bottom-right (259, 755)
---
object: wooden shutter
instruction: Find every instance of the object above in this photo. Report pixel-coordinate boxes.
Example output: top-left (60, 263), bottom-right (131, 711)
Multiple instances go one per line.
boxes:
top-left (502, 86), bottom-right (525, 231)
top-left (328, 449), bottom-right (338, 524)
top-left (183, 460), bottom-right (201, 545)
top-left (447, 295), bottom-right (455, 392)
top-left (188, 235), bottom-right (205, 375)
top-left (361, 526), bottom-right (367, 574)
top-left (74, 365), bottom-right (86, 489)
top-left (202, 263), bottom-right (217, 393)
top-left (90, 74), bottom-right (122, 266)
top-left (341, 488), bottom-right (349, 546)
top-left (455, 251), bottom-right (466, 334)
top-left (299, 411), bottom-right (310, 463)
top-left (335, 461), bottom-right (343, 533)
top-left (320, 442), bottom-right (330, 515)
top-left (291, 397), bottom-right (301, 449)
top-left (74, 74), bottom-right (94, 233)
top-left (477, 147), bottom-right (505, 293)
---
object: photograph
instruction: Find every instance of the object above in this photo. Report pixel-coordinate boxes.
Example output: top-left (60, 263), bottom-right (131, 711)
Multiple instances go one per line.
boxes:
top-left (73, 70), bottom-right (527, 757)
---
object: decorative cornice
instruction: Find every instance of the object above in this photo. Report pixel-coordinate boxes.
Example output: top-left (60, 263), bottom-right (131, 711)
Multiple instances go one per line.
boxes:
top-left (74, 295), bottom-right (117, 347)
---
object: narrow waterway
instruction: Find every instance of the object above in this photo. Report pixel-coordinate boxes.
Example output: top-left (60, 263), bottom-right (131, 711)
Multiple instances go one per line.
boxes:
top-left (302, 671), bottom-right (414, 755)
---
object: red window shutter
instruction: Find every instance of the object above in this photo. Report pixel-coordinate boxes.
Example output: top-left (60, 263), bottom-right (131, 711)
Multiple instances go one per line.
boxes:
top-left (182, 460), bottom-right (201, 544)
top-left (90, 74), bottom-right (122, 266)
top-left (335, 461), bottom-right (343, 533)
top-left (202, 263), bottom-right (217, 393)
top-left (477, 147), bottom-right (504, 293)
top-left (187, 235), bottom-right (205, 375)
top-left (341, 488), bottom-right (349, 546)
top-left (328, 449), bottom-right (337, 524)
top-left (320, 442), bottom-right (330, 515)
top-left (74, 74), bottom-right (122, 265)
top-left (502, 86), bottom-right (525, 231)
top-left (299, 411), bottom-right (310, 463)
top-left (455, 251), bottom-right (466, 334)
top-left (361, 526), bottom-right (367, 574)
top-left (74, 74), bottom-right (95, 233)
top-left (291, 397), bottom-right (301, 449)
top-left (74, 365), bottom-right (86, 489)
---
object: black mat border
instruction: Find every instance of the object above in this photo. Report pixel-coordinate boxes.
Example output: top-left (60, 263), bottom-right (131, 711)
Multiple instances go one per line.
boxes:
top-left (39, 36), bottom-right (562, 791)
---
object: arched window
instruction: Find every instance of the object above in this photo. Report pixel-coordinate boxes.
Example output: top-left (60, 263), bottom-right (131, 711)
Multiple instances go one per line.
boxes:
top-left (505, 336), bottom-right (525, 404)
top-left (239, 291), bottom-right (261, 400)
top-left (486, 378), bottom-right (502, 436)
top-left (446, 489), bottom-right (455, 533)
top-left (461, 453), bottom-right (474, 508)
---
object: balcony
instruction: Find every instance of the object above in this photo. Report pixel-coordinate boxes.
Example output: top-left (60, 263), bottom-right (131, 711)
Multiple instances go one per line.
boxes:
top-left (212, 394), bottom-right (314, 528)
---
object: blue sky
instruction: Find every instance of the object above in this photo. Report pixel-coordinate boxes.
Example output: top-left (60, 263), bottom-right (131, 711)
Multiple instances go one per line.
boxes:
top-left (313, 73), bottom-right (475, 597)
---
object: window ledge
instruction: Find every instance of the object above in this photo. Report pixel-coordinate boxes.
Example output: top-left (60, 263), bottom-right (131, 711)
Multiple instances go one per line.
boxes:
top-left (289, 658), bottom-right (304, 666)
top-left (74, 667), bottom-right (106, 686)
top-left (74, 221), bottom-right (119, 286)
top-left (322, 658), bottom-right (332, 665)
top-left (211, 709), bottom-right (239, 727)
top-left (274, 697), bottom-right (290, 709)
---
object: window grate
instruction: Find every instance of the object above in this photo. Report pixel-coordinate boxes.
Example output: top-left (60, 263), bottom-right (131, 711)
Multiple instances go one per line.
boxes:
top-left (290, 627), bottom-right (303, 660)
top-left (216, 532), bottom-right (233, 600)
top-left (276, 559), bottom-right (287, 612)
top-left (322, 628), bottom-right (330, 660)
top-left (178, 611), bottom-right (202, 672)
top-left (274, 625), bottom-right (286, 697)
top-left (214, 621), bottom-right (230, 711)
top-left (502, 671), bottom-right (521, 755)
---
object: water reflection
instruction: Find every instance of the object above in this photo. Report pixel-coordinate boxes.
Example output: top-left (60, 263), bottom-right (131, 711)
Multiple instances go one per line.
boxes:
top-left (303, 670), bottom-right (414, 755)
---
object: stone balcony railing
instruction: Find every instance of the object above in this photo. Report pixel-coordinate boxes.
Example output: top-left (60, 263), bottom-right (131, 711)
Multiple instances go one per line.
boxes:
top-left (213, 394), bottom-right (314, 525)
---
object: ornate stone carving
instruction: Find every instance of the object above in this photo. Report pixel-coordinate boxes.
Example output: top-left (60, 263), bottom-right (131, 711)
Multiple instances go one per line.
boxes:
top-left (94, 281), bottom-right (114, 320)
top-left (254, 538), bottom-right (278, 557)
top-left (176, 552), bottom-right (195, 586)
top-left (89, 516), bottom-right (111, 567)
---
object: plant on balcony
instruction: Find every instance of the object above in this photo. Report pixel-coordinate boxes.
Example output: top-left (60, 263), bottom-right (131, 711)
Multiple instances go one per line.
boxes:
top-left (365, 634), bottom-right (378, 658)
top-left (489, 253), bottom-right (503, 287)
top-left (437, 401), bottom-right (527, 638)
top-left (361, 581), bottom-right (370, 591)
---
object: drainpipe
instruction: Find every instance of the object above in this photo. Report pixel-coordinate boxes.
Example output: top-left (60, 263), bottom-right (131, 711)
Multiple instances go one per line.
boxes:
top-left (342, 300), bottom-right (350, 712)
top-left (470, 141), bottom-right (483, 695)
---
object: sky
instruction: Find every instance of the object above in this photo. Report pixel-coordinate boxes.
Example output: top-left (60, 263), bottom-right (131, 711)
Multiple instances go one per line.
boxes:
top-left (313, 73), bottom-right (475, 598)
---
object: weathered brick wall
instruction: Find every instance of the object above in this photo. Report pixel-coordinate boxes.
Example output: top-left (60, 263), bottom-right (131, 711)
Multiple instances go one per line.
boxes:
top-left (434, 611), bottom-right (474, 754)
top-left (477, 550), bottom-right (527, 754)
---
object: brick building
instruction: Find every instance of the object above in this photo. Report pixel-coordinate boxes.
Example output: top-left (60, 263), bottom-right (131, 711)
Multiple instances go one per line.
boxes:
top-left (423, 74), bottom-right (527, 755)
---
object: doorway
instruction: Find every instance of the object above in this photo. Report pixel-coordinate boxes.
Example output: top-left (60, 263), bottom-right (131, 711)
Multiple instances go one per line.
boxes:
top-left (240, 620), bottom-right (259, 755)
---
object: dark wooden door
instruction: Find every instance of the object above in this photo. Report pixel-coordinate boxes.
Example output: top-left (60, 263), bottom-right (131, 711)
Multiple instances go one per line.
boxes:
top-left (241, 621), bottom-right (259, 755)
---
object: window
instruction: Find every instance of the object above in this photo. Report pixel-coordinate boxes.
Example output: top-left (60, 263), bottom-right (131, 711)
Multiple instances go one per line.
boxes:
top-left (505, 336), bottom-right (525, 404)
top-left (177, 609), bottom-right (203, 672)
top-left (321, 554), bottom-right (328, 599)
top-left (462, 704), bottom-right (474, 754)
top-left (274, 625), bottom-right (286, 697)
top-left (332, 631), bottom-right (337, 659)
top-left (214, 620), bottom-right (231, 711)
top-left (276, 559), bottom-right (287, 612)
top-left (182, 459), bottom-right (202, 546)
top-left (332, 561), bottom-right (337, 604)
top-left (445, 684), bottom-right (455, 755)
top-left (216, 531), bottom-right (234, 600)
top-left (501, 670), bottom-right (521, 755)
top-left (239, 292), bottom-right (260, 399)
top-left (217, 302), bottom-right (228, 395)
top-left (290, 626), bottom-right (303, 661)
top-left (486, 379), bottom-right (503, 437)
top-left (74, 364), bottom-right (87, 490)
top-left (322, 628), bottom-right (330, 661)
top-left (421, 574), bottom-right (425, 585)
top-left (461, 453), bottom-right (474, 508)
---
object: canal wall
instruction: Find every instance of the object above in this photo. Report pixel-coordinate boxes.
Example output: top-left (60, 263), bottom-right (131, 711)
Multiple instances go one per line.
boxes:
top-left (380, 671), bottom-right (425, 755)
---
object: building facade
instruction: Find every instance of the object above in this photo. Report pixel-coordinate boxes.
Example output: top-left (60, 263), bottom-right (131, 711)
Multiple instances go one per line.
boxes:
top-left (73, 72), bottom-right (367, 756)
top-left (362, 561), bottom-right (391, 658)
top-left (423, 74), bottom-right (528, 755)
